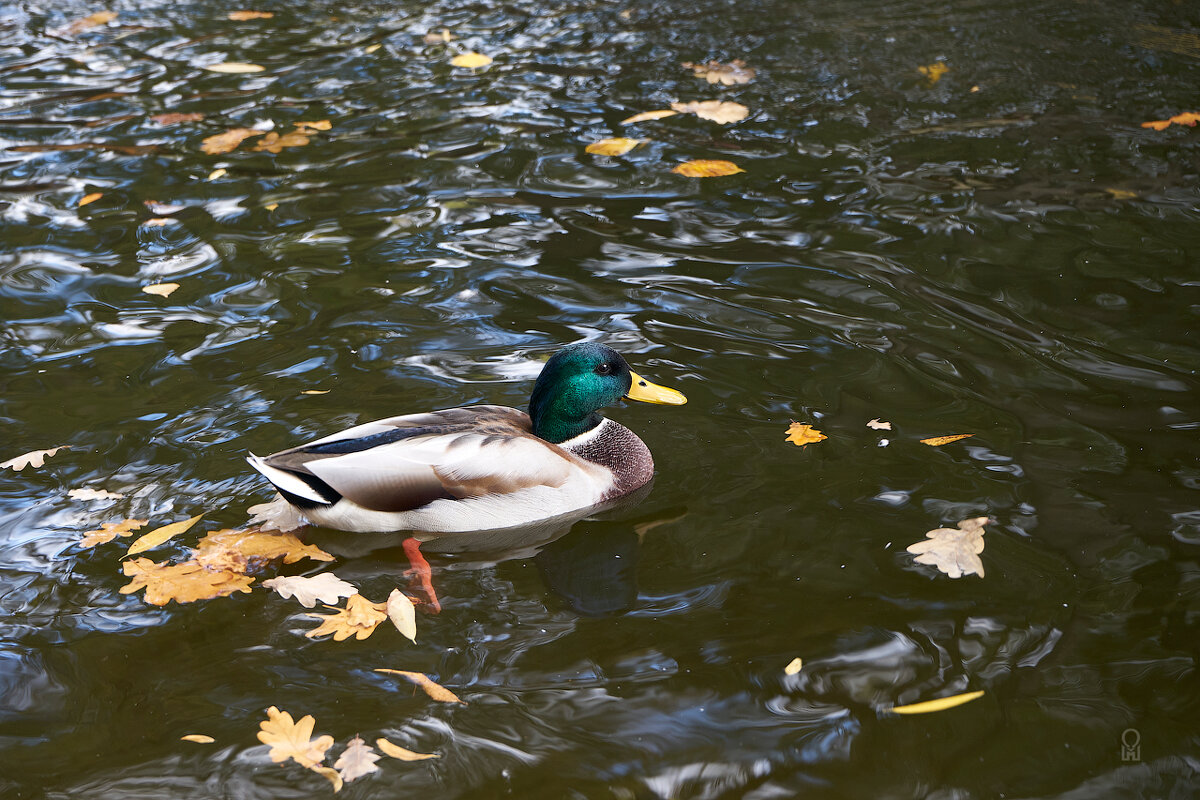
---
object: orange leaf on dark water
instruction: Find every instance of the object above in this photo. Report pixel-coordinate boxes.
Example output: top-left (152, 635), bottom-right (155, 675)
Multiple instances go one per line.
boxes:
top-left (1141, 111), bottom-right (1200, 130)
top-left (672, 159), bottom-right (744, 177)
top-left (920, 433), bottom-right (973, 446)
top-left (201, 127), bottom-right (262, 155)
top-left (784, 422), bottom-right (826, 447)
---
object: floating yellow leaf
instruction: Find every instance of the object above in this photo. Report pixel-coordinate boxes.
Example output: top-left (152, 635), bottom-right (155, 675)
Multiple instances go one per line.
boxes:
top-left (149, 112), bottom-right (205, 125)
top-left (451, 51), bottom-right (492, 68)
top-left (920, 433), bottom-right (973, 446)
top-left (207, 168), bottom-right (227, 180)
top-left (1106, 188), bottom-right (1138, 200)
top-left (585, 137), bottom-right (643, 156)
top-left (79, 192), bottom-right (103, 207)
top-left (784, 657), bottom-right (803, 676)
top-left (310, 766), bottom-right (343, 792)
top-left (386, 588), bottom-right (417, 643)
top-left (334, 736), bottom-right (381, 782)
top-left (620, 109), bottom-right (678, 125)
top-left (867, 418), bottom-right (892, 430)
top-left (80, 518), bottom-right (148, 548)
top-left (201, 127), bottom-right (262, 155)
top-left (306, 595), bottom-right (387, 641)
top-left (142, 282), bottom-right (180, 297)
top-left (364, 43), bottom-right (382, 54)
top-left (301, 389), bottom-right (329, 395)
top-left (252, 131), bottom-right (310, 153)
top-left (63, 11), bottom-right (117, 35)
top-left (784, 422), bottom-right (826, 447)
top-left (181, 734), bottom-right (215, 743)
top-left (228, 10), bottom-right (273, 20)
top-left (672, 159), bottom-right (744, 178)
top-left (119, 558), bottom-right (254, 605)
top-left (193, 528), bottom-right (334, 574)
top-left (265, 202), bottom-right (279, 211)
top-left (375, 669), bottom-right (466, 704)
top-left (423, 29), bottom-right (454, 44)
top-left (126, 514), bottom-right (204, 556)
top-left (906, 517), bottom-right (988, 579)
top-left (918, 61), bottom-right (949, 84)
top-left (294, 119), bottom-right (331, 132)
top-left (1141, 111), bottom-right (1200, 130)
top-left (682, 59), bottom-right (755, 85)
top-left (376, 737), bottom-right (439, 761)
top-left (890, 689), bottom-right (984, 715)
top-left (257, 706), bottom-right (334, 768)
top-left (670, 100), bottom-right (749, 124)
top-left (67, 487), bottom-right (124, 501)
top-left (204, 62), bottom-right (265, 74)
top-left (1, 446), bottom-right (69, 471)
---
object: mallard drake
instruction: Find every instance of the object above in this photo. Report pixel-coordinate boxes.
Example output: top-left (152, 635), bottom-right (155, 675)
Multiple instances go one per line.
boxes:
top-left (247, 343), bottom-right (686, 535)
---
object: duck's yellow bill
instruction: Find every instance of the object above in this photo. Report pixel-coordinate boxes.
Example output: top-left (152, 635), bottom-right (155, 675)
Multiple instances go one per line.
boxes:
top-left (626, 372), bottom-right (687, 405)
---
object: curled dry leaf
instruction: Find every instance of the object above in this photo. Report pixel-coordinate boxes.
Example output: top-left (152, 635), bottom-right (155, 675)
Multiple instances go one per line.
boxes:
top-left (670, 100), bottom-right (749, 124)
top-left (920, 433), bottom-right (973, 446)
top-left (682, 59), bottom-right (755, 85)
top-left (620, 109), bottom-right (678, 125)
top-left (906, 516), bottom-right (988, 579)
top-left (80, 518), bottom-right (148, 548)
top-left (376, 737), bottom-right (438, 761)
top-left (201, 127), bottom-right (262, 155)
top-left (207, 168), bottom-right (227, 180)
top-left (585, 137), bottom-right (643, 156)
top-left (918, 61), bottom-right (949, 84)
top-left (78, 192), bottom-right (103, 207)
top-left (784, 422), bottom-right (826, 447)
top-left (204, 62), bottom-right (265, 74)
top-left (1141, 111), bottom-right (1200, 130)
top-left (867, 418), bottom-right (892, 431)
top-left (252, 131), bottom-right (310, 153)
top-left (364, 43), bottom-right (382, 54)
top-left (263, 573), bottom-right (358, 608)
top-left (375, 669), bottom-right (465, 704)
top-left (67, 487), bottom-right (124, 501)
top-left (181, 734), bottom-right (215, 743)
top-left (310, 766), bottom-right (343, 792)
top-left (1, 446), bottom-right (69, 471)
top-left (193, 528), bottom-right (333, 573)
top-left (228, 10), bottom-right (274, 20)
top-left (784, 657), bottom-right (803, 676)
top-left (334, 736), bottom-right (381, 782)
top-left (126, 514), bottom-right (204, 556)
top-left (63, 11), bottom-right (117, 35)
top-left (386, 588), bottom-right (417, 643)
top-left (257, 706), bottom-right (334, 768)
top-left (301, 389), bottom-right (330, 395)
top-left (673, 159), bottom-right (744, 178)
top-left (120, 558), bottom-right (255, 605)
top-left (450, 51), bottom-right (492, 68)
top-left (149, 112), bottom-right (204, 125)
top-left (142, 283), bottom-right (180, 297)
top-left (306, 595), bottom-right (387, 641)
top-left (890, 689), bottom-right (984, 715)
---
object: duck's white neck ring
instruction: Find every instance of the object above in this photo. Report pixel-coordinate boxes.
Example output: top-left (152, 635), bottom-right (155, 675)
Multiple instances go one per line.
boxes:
top-left (556, 417), bottom-right (611, 450)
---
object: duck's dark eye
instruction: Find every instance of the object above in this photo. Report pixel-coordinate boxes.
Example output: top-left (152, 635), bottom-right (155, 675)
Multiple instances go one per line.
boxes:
top-left (594, 362), bottom-right (614, 376)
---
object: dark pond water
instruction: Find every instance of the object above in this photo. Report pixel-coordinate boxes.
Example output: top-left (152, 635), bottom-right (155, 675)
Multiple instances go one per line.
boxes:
top-left (2, 0), bottom-right (1199, 796)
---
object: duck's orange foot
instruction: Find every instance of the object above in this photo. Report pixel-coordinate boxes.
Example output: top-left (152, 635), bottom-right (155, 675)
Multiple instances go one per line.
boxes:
top-left (402, 536), bottom-right (441, 614)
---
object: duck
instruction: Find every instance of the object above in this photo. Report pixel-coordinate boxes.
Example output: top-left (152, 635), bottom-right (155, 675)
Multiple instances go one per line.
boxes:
top-left (246, 342), bottom-right (687, 536)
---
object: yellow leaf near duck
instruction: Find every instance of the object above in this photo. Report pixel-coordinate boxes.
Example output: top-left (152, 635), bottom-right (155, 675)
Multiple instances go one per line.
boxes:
top-left (306, 595), bottom-right (388, 641)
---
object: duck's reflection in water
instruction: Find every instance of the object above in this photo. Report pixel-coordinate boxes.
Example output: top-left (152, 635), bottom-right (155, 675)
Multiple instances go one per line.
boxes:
top-left (301, 483), bottom-right (684, 616)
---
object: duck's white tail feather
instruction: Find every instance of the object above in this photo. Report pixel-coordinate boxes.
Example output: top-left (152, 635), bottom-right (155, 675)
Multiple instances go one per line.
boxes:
top-left (246, 453), bottom-right (328, 504)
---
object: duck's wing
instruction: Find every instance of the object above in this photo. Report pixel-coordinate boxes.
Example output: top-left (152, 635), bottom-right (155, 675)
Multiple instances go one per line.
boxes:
top-left (248, 405), bottom-right (594, 512)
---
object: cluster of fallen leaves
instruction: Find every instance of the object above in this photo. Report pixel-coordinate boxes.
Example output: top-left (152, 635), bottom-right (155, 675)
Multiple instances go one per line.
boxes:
top-left (781, 421), bottom-right (988, 579)
top-left (200, 119), bottom-right (331, 156)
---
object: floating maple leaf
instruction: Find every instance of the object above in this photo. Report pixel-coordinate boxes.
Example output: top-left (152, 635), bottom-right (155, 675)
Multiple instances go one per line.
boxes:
top-left (306, 595), bottom-right (387, 641)
top-left (682, 59), bottom-right (755, 85)
top-left (201, 127), bottom-right (262, 155)
top-left (784, 422), bottom-right (826, 447)
top-left (257, 706), bottom-right (334, 768)
top-left (1, 446), bottom-right (69, 471)
top-left (906, 517), bottom-right (988, 579)
top-left (375, 669), bottom-right (466, 704)
top-left (263, 573), bottom-right (358, 608)
top-left (673, 159), bottom-right (744, 178)
top-left (335, 736), bottom-right (381, 782)
top-left (193, 528), bottom-right (333, 574)
top-left (669, 100), bottom-right (749, 124)
top-left (120, 558), bottom-right (255, 605)
top-left (80, 518), bottom-right (148, 548)
top-left (376, 737), bottom-right (438, 761)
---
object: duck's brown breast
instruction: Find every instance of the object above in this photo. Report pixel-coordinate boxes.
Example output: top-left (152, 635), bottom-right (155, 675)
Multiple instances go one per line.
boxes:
top-left (565, 420), bottom-right (654, 497)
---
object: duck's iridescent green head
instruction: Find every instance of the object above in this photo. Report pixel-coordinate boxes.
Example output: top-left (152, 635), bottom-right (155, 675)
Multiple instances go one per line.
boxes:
top-left (528, 343), bottom-right (686, 443)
